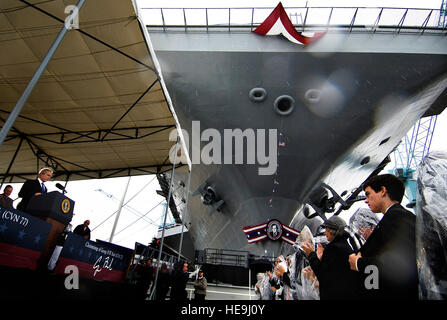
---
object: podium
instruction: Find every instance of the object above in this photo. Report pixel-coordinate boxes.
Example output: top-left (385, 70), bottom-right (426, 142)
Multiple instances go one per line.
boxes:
top-left (27, 191), bottom-right (74, 225)
top-left (26, 191), bottom-right (75, 269)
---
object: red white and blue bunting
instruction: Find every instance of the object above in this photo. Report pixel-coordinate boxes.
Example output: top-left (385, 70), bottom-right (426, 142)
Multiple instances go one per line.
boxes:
top-left (243, 219), bottom-right (300, 245)
top-left (253, 2), bottom-right (325, 45)
top-left (242, 222), bottom-right (268, 244)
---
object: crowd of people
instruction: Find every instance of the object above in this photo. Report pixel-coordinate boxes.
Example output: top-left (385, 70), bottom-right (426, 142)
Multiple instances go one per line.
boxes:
top-left (255, 174), bottom-right (419, 300)
top-left (132, 259), bottom-right (207, 301)
top-left (1, 167), bottom-right (428, 301)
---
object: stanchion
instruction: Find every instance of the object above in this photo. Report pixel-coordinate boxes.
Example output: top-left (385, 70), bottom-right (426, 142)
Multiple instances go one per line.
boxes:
top-left (149, 136), bottom-right (179, 300)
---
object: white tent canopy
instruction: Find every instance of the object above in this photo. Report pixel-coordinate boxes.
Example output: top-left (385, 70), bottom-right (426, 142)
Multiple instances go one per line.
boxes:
top-left (0, 0), bottom-right (180, 183)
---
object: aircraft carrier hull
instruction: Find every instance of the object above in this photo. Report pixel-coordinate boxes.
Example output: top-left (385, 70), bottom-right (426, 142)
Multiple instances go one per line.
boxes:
top-left (147, 31), bottom-right (447, 257)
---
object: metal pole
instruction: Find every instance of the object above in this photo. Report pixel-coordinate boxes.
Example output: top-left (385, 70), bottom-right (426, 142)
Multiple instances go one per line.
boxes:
top-left (178, 223), bottom-right (185, 261)
top-left (249, 268), bottom-right (252, 300)
top-left (150, 136), bottom-right (179, 300)
top-left (63, 174), bottom-right (70, 190)
top-left (178, 167), bottom-right (192, 260)
top-left (0, 0), bottom-right (86, 146)
top-left (109, 176), bottom-right (131, 242)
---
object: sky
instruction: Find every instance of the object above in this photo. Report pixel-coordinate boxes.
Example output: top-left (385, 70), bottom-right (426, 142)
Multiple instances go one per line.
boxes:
top-left (3, 0), bottom-right (446, 250)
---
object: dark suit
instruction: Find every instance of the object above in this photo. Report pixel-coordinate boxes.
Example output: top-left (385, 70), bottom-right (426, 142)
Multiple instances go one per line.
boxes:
top-left (73, 224), bottom-right (91, 240)
top-left (308, 233), bottom-right (361, 300)
top-left (136, 264), bottom-right (154, 300)
top-left (17, 179), bottom-right (47, 212)
top-left (357, 203), bottom-right (418, 300)
top-left (0, 194), bottom-right (14, 210)
top-left (156, 270), bottom-right (171, 301)
top-left (170, 269), bottom-right (189, 301)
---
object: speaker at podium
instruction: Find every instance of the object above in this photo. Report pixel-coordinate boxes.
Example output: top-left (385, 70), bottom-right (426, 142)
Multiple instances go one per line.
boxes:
top-left (26, 191), bottom-right (75, 270)
top-left (26, 191), bottom-right (74, 225)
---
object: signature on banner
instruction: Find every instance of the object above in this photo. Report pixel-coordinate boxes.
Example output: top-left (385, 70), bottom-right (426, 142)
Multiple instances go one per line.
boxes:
top-left (93, 256), bottom-right (114, 276)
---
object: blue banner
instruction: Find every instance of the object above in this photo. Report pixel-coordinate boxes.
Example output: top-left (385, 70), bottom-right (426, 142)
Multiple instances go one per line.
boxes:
top-left (0, 207), bottom-right (52, 269)
top-left (55, 233), bottom-right (133, 282)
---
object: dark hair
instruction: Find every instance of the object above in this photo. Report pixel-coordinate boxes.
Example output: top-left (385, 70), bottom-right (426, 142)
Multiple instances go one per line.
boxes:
top-left (4, 185), bottom-right (13, 190)
top-left (362, 174), bottom-right (405, 203)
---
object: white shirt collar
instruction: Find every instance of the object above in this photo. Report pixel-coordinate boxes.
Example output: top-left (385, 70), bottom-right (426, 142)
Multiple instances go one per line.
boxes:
top-left (37, 178), bottom-right (44, 184)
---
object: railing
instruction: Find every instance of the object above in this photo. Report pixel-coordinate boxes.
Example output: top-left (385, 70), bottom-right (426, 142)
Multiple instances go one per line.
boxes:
top-left (200, 248), bottom-right (277, 269)
top-left (203, 248), bottom-right (250, 268)
top-left (132, 243), bottom-right (187, 269)
top-left (140, 6), bottom-right (447, 34)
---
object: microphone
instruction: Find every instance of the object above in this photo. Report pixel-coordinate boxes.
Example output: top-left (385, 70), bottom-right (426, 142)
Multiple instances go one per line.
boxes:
top-left (56, 183), bottom-right (67, 194)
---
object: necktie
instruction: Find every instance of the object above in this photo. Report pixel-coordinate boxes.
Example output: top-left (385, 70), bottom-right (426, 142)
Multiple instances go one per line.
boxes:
top-left (41, 183), bottom-right (46, 194)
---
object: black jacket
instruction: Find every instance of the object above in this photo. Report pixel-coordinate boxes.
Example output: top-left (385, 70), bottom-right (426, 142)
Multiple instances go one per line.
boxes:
top-left (73, 224), bottom-right (91, 240)
top-left (138, 265), bottom-right (154, 287)
top-left (308, 233), bottom-right (360, 300)
top-left (358, 204), bottom-right (418, 300)
top-left (0, 194), bottom-right (14, 210)
top-left (17, 179), bottom-right (45, 212)
top-left (156, 270), bottom-right (171, 300)
top-left (170, 270), bottom-right (189, 301)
